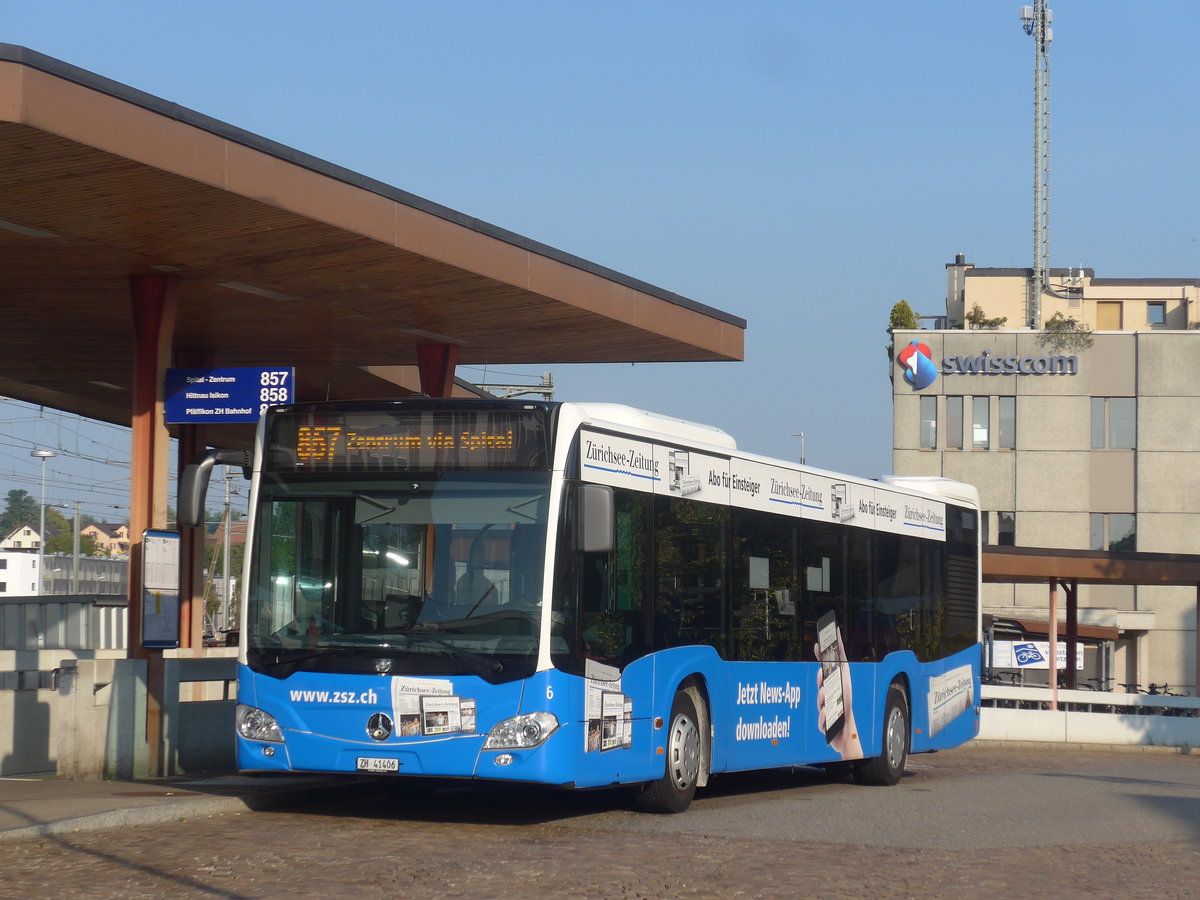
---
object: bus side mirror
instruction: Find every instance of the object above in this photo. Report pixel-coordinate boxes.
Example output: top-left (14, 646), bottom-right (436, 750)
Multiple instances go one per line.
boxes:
top-left (577, 483), bottom-right (614, 554)
top-left (178, 448), bottom-right (252, 529)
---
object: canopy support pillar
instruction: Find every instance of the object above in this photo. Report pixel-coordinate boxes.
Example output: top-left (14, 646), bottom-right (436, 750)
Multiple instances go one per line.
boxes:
top-left (1048, 578), bottom-right (1058, 711)
top-left (128, 274), bottom-right (178, 776)
top-left (1063, 580), bottom-right (1078, 690)
top-left (175, 346), bottom-right (212, 650)
top-left (416, 341), bottom-right (459, 398)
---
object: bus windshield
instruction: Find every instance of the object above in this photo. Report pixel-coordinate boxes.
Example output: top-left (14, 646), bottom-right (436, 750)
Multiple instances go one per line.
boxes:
top-left (246, 472), bottom-right (551, 684)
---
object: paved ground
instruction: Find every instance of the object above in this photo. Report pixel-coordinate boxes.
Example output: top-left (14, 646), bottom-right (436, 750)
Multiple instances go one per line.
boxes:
top-left (3, 744), bottom-right (1199, 899)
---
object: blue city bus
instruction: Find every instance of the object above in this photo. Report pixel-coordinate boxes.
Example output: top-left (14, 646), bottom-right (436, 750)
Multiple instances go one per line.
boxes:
top-left (180, 398), bottom-right (981, 813)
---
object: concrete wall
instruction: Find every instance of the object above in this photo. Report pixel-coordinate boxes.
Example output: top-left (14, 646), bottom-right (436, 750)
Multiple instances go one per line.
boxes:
top-left (56, 657), bottom-right (148, 780)
top-left (980, 706), bottom-right (1200, 747)
top-left (0, 648), bottom-right (126, 776)
top-left (0, 593), bottom-right (238, 778)
top-left (980, 685), bottom-right (1200, 748)
top-left (2, 648), bottom-right (237, 779)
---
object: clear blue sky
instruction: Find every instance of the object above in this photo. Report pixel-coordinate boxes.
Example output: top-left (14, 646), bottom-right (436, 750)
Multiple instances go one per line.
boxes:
top-left (3, 1), bottom-right (1198, 517)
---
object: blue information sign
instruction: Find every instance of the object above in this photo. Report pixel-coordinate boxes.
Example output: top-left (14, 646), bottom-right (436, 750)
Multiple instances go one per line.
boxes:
top-left (164, 367), bottom-right (295, 424)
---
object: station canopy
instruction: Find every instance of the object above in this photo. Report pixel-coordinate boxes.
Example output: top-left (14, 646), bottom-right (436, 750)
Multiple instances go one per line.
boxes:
top-left (0, 45), bottom-right (745, 446)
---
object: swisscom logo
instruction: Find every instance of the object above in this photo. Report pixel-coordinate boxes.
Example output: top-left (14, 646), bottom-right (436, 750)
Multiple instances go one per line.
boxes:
top-left (897, 340), bottom-right (938, 390)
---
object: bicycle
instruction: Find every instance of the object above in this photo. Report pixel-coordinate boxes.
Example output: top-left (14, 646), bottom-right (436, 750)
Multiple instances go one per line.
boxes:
top-left (1116, 683), bottom-right (1156, 715)
top-left (1148, 684), bottom-right (1196, 716)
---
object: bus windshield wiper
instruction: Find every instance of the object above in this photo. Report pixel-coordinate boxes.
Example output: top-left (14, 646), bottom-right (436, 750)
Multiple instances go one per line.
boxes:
top-left (393, 630), bottom-right (503, 677)
top-left (256, 646), bottom-right (347, 677)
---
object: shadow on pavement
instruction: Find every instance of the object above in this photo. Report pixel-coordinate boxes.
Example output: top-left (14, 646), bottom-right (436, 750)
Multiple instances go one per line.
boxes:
top-left (280, 763), bottom-right (865, 827)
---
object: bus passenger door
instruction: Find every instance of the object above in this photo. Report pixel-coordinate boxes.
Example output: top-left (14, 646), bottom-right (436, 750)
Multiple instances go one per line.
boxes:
top-left (573, 489), bottom-right (657, 787)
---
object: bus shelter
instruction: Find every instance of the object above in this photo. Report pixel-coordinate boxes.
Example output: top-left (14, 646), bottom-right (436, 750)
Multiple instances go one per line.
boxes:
top-left (0, 45), bottom-right (745, 772)
top-left (982, 545), bottom-right (1200, 709)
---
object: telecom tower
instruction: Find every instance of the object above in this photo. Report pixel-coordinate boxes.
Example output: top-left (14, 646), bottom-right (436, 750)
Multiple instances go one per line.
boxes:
top-left (1021, 2), bottom-right (1053, 329)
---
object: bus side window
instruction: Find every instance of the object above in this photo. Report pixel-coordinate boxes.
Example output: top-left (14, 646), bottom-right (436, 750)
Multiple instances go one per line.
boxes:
top-left (800, 520), bottom-right (848, 663)
top-left (846, 528), bottom-right (872, 661)
top-left (730, 507), bottom-right (797, 662)
top-left (873, 531), bottom-right (923, 660)
top-left (653, 495), bottom-right (727, 654)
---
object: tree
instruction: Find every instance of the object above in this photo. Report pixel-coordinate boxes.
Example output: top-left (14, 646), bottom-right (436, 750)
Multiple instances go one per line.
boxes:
top-left (45, 532), bottom-right (101, 556)
top-left (44, 506), bottom-right (69, 536)
top-left (1037, 311), bottom-right (1094, 352)
top-left (886, 300), bottom-right (920, 362)
top-left (0, 489), bottom-right (38, 535)
top-left (965, 304), bottom-right (1008, 330)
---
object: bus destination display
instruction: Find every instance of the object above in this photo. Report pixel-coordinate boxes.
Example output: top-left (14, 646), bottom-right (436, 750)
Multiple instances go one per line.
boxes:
top-left (267, 408), bottom-right (548, 472)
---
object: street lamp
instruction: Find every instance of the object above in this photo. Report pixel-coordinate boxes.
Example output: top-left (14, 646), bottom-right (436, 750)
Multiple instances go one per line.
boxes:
top-left (31, 449), bottom-right (56, 596)
top-left (791, 432), bottom-right (806, 466)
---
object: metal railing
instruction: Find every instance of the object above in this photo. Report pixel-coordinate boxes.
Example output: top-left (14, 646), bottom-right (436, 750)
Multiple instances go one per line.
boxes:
top-left (983, 683), bottom-right (1199, 716)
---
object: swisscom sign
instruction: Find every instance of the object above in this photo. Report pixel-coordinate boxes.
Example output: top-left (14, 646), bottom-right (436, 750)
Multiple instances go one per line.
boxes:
top-left (897, 341), bottom-right (1079, 390)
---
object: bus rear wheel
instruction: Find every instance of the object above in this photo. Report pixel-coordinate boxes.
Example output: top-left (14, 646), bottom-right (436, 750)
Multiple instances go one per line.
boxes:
top-left (856, 683), bottom-right (909, 786)
top-left (635, 691), bottom-right (702, 813)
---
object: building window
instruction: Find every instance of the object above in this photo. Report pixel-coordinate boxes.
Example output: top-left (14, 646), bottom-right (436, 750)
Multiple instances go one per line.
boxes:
top-left (998, 396), bottom-right (1016, 450)
top-left (0, 582), bottom-right (6, 592)
top-left (1091, 513), bottom-right (1136, 552)
top-left (972, 397), bottom-right (989, 449)
top-left (1147, 301), bottom-right (1166, 327)
top-left (997, 511), bottom-right (1015, 546)
top-left (1091, 397), bottom-right (1136, 449)
top-left (947, 396), bottom-right (963, 450)
top-left (1096, 301), bottom-right (1123, 330)
top-left (920, 396), bottom-right (937, 448)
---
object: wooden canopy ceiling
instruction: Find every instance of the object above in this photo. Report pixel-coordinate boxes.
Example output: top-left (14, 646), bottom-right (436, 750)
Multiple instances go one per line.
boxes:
top-left (0, 45), bottom-right (745, 436)
top-left (983, 545), bottom-right (1200, 586)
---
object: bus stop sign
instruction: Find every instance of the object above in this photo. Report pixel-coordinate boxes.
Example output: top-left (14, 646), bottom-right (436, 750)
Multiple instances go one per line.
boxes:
top-left (164, 367), bottom-right (294, 424)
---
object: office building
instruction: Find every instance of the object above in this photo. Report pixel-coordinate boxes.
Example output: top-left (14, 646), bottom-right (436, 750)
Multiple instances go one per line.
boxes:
top-left (892, 255), bottom-right (1200, 691)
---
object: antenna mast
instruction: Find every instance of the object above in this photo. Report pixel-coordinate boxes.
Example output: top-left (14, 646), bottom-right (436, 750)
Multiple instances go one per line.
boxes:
top-left (1021, 2), bottom-right (1053, 328)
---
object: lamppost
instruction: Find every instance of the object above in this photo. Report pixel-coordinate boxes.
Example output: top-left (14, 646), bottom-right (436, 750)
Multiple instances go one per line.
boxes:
top-left (31, 449), bottom-right (56, 596)
top-left (791, 432), bottom-right (806, 466)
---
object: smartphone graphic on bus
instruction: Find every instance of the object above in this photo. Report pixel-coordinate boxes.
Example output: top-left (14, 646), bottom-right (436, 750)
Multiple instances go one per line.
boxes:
top-left (817, 610), bottom-right (845, 745)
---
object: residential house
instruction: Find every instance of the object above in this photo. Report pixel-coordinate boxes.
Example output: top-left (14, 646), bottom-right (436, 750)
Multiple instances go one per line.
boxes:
top-left (80, 522), bottom-right (131, 556)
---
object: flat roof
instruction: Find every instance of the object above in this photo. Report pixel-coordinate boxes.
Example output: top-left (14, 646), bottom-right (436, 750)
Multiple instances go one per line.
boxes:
top-left (0, 45), bottom-right (745, 437)
top-left (983, 545), bottom-right (1200, 587)
top-left (962, 266), bottom-right (1198, 287)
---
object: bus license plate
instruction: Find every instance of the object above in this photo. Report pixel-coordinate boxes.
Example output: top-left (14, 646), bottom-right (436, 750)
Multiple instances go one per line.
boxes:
top-left (356, 757), bottom-right (399, 773)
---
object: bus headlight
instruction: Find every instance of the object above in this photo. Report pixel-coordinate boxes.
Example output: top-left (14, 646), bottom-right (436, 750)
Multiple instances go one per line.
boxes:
top-left (483, 712), bottom-right (559, 750)
top-left (236, 704), bottom-right (284, 743)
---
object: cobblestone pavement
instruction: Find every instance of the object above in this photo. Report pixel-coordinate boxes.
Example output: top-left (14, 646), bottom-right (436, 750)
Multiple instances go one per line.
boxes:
top-left (5, 745), bottom-right (1200, 899)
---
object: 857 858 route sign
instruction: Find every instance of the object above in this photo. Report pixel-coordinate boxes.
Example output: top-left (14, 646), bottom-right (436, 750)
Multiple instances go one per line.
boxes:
top-left (164, 367), bottom-right (294, 424)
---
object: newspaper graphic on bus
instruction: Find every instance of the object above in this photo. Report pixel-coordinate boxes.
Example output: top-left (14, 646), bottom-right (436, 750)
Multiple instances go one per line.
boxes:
top-left (927, 664), bottom-right (973, 737)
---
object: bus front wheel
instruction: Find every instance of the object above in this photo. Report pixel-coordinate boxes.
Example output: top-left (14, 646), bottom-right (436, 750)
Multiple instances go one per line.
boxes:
top-left (635, 691), bottom-right (702, 813)
top-left (855, 682), bottom-right (909, 786)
